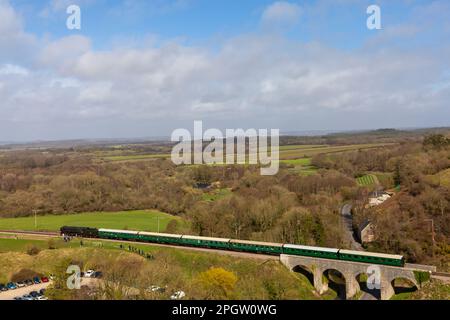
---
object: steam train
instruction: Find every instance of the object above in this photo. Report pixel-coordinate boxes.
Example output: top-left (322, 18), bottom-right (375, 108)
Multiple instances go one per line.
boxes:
top-left (60, 226), bottom-right (405, 267)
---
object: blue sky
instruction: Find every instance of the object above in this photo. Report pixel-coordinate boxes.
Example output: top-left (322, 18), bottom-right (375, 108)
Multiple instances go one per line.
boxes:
top-left (0, 0), bottom-right (449, 141)
top-left (11, 0), bottom-right (438, 49)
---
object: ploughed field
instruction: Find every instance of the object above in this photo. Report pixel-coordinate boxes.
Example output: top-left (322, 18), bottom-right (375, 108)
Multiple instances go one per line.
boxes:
top-left (0, 210), bottom-right (184, 233)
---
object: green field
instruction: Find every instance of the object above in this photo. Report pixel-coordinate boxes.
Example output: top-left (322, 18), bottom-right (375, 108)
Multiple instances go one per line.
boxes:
top-left (280, 158), bottom-right (318, 176)
top-left (103, 154), bottom-right (170, 162)
top-left (427, 168), bottom-right (450, 187)
top-left (356, 175), bottom-right (376, 186)
top-left (279, 143), bottom-right (393, 160)
top-left (202, 188), bottom-right (233, 202)
top-left (280, 158), bottom-right (312, 166)
top-left (96, 143), bottom-right (393, 164)
top-left (0, 210), bottom-right (184, 233)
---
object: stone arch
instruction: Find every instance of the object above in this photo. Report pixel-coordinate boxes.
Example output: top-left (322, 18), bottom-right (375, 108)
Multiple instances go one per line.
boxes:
top-left (355, 271), bottom-right (380, 300)
top-left (323, 268), bottom-right (347, 299)
top-left (292, 264), bottom-right (314, 286)
top-left (390, 277), bottom-right (418, 295)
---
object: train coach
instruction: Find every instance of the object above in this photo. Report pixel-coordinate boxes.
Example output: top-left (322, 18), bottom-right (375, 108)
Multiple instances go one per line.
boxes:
top-left (59, 226), bottom-right (405, 267)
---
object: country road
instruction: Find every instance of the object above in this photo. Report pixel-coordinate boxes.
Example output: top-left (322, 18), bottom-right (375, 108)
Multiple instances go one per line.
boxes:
top-left (341, 204), bottom-right (364, 251)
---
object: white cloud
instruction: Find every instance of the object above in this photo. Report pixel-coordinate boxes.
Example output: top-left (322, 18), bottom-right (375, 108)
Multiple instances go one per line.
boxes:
top-left (0, 64), bottom-right (29, 76)
top-left (261, 1), bottom-right (302, 26)
top-left (0, 0), bottom-right (449, 141)
top-left (0, 0), bottom-right (36, 62)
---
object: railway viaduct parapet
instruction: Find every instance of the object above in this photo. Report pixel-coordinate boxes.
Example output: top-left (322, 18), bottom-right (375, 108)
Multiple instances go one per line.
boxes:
top-left (280, 254), bottom-right (425, 300)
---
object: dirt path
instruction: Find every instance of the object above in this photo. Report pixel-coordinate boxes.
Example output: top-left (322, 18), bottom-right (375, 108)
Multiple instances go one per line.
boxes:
top-left (341, 204), bottom-right (364, 251)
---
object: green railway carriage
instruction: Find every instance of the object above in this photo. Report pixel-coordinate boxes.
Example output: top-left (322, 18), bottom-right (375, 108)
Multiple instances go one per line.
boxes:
top-left (87, 227), bottom-right (405, 268)
top-left (98, 228), bottom-right (140, 241)
top-left (137, 231), bottom-right (182, 244)
top-left (229, 239), bottom-right (283, 255)
top-left (180, 235), bottom-right (231, 249)
top-left (283, 244), bottom-right (340, 260)
top-left (338, 249), bottom-right (404, 267)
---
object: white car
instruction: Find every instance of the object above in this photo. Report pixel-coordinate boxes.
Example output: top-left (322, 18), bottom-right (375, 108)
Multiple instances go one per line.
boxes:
top-left (170, 291), bottom-right (186, 300)
top-left (36, 296), bottom-right (48, 300)
top-left (84, 270), bottom-right (96, 278)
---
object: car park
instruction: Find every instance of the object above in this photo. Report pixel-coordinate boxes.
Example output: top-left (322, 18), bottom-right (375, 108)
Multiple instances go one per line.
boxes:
top-left (170, 291), bottom-right (186, 300)
top-left (7, 282), bottom-right (17, 290)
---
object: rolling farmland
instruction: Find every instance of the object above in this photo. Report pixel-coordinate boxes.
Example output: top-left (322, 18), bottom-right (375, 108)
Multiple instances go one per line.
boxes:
top-left (356, 175), bottom-right (377, 187)
top-left (0, 210), bottom-right (185, 233)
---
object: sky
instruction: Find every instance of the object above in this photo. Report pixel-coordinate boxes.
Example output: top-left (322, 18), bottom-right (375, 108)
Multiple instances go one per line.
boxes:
top-left (0, 0), bottom-right (449, 141)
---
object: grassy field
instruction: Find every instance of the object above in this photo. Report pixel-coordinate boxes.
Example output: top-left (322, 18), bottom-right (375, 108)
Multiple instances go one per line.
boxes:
top-left (103, 154), bottom-right (169, 162)
top-left (279, 143), bottom-right (393, 160)
top-left (0, 210), bottom-right (185, 233)
top-left (356, 174), bottom-right (377, 187)
top-left (201, 188), bottom-right (233, 202)
top-left (280, 158), bottom-right (318, 176)
top-left (426, 168), bottom-right (450, 187)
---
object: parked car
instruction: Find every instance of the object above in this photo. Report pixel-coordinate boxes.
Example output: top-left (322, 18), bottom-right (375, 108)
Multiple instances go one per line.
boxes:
top-left (24, 279), bottom-right (33, 286)
top-left (6, 282), bottom-right (17, 290)
top-left (39, 289), bottom-right (46, 295)
top-left (30, 291), bottom-right (39, 298)
top-left (22, 295), bottom-right (34, 301)
top-left (36, 296), bottom-right (48, 300)
top-left (16, 281), bottom-right (26, 288)
top-left (94, 271), bottom-right (103, 278)
top-left (84, 270), bottom-right (95, 278)
top-left (147, 285), bottom-right (166, 293)
top-left (170, 291), bottom-right (186, 300)
top-left (14, 297), bottom-right (23, 300)
top-left (41, 277), bottom-right (49, 283)
top-left (33, 277), bottom-right (41, 284)
top-left (0, 284), bottom-right (7, 291)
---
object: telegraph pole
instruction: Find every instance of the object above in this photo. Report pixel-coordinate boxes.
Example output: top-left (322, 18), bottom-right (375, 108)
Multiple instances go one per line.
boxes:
top-left (425, 219), bottom-right (435, 257)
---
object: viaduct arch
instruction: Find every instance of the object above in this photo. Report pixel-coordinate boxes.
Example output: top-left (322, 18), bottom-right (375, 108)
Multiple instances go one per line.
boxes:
top-left (280, 254), bottom-right (422, 300)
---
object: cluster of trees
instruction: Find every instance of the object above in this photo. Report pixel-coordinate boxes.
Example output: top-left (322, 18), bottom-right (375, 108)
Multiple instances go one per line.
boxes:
top-left (311, 135), bottom-right (450, 267)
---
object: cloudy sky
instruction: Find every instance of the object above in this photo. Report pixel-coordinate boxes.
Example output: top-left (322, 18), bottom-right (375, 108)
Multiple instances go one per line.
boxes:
top-left (0, 0), bottom-right (449, 141)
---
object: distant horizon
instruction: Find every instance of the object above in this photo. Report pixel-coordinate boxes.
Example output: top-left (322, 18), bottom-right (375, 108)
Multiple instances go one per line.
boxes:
top-left (1, 125), bottom-right (448, 147)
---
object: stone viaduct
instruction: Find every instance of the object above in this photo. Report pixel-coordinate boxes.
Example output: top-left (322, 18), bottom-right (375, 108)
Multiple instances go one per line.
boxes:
top-left (280, 254), bottom-right (430, 300)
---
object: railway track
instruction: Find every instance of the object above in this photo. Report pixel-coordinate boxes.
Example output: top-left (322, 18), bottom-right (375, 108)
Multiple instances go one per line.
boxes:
top-left (0, 229), bottom-right (277, 261)
top-left (0, 230), bottom-right (59, 237)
